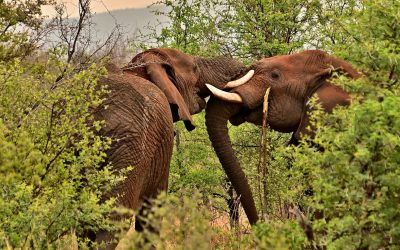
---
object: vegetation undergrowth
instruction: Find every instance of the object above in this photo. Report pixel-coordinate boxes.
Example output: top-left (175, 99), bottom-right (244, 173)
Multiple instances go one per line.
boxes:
top-left (1, 0), bottom-right (398, 249)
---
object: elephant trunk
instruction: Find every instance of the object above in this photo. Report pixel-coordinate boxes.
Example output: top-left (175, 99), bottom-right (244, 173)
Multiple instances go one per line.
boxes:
top-left (205, 98), bottom-right (259, 225)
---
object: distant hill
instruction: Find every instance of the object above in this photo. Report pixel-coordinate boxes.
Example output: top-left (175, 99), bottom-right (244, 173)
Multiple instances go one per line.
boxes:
top-left (42, 5), bottom-right (168, 62)
top-left (91, 5), bottom-right (168, 39)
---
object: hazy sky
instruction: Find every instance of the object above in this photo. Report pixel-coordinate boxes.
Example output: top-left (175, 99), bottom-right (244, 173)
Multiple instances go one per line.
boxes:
top-left (91, 0), bottom-right (158, 12)
top-left (43, 0), bottom-right (159, 16)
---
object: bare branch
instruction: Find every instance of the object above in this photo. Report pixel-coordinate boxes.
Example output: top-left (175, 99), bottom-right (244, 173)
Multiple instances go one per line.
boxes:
top-left (67, 0), bottom-right (90, 63)
top-left (288, 206), bottom-right (321, 250)
top-left (22, 0), bottom-right (124, 120)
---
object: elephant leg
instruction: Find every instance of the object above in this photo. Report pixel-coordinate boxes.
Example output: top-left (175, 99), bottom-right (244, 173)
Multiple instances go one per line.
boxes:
top-left (94, 175), bottom-right (146, 249)
top-left (134, 198), bottom-right (151, 232)
top-left (95, 151), bottom-right (171, 249)
top-left (134, 127), bottom-right (173, 233)
top-left (93, 151), bottom-right (149, 249)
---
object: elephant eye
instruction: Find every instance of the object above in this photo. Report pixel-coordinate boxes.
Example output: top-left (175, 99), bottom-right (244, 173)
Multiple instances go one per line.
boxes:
top-left (271, 71), bottom-right (279, 79)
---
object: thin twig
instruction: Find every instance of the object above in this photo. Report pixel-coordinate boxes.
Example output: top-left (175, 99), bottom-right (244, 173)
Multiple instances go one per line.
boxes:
top-left (257, 87), bottom-right (271, 220)
top-left (288, 206), bottom-right (320, 250)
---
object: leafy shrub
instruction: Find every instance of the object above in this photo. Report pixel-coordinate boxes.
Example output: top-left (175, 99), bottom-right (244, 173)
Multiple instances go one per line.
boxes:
top-left (122, 189), bottom-right (308, 250)
top-left (0, 51), bottom-right (126, 248)
top-left (121, 190), bottom-right (218, 250)
top-left (285, 0), bottom-right (400, 248)
top-left (289, 89), bottom-right (400, 249)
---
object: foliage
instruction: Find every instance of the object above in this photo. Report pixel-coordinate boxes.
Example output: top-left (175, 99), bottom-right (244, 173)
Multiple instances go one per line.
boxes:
top-left (134, 0), bottom-right (360, 59)
top-left (292, 92), bottom-right (400, 248)
top-left (0, 0), bottom-right (53, 61)
top-left (308, 0), bottom-right (362, 48)
top-left (286, 0), bottom-right (400, 248)
top-left (122, 190), bottom-right (217, 250)
top-left (0, 48), bottom-right (127, 248)
top-left (214, 0), bottom-right (322, 59)
top-left (147, 0), bottom-right (222, 56)
top-left (121, 190), bottom-right (307, 250)
top-left (0, 1), bottom-right (126, 248)
top-left (253, 220), bottom-right (308, 250)
top-left (327, 0), bottom-right (399, 87)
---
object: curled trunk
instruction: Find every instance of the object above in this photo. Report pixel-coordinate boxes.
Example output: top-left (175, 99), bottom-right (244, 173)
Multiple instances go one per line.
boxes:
top-left (205, 98), bottom-right (259, 225)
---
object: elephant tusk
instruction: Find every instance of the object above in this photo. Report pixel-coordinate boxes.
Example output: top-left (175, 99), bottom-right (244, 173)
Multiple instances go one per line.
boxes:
top-left (224, 70), bottom-right (254, 89)
top-left (206, 84), bottom-right (243, 103)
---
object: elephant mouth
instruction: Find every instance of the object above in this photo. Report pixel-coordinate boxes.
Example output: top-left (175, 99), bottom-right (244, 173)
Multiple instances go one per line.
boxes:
top-left (228, 107), bottom-right (263, 126)
top-left (214, 91), bottom-right (304, 134)
top-left (197, 96), bottom-right (207, 112)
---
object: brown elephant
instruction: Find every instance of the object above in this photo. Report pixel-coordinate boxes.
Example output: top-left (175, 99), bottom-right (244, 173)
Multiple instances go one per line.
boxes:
top-left (92, 48), bottom-right (245, 248)
top-left (205, 50), bottom-right (361, 225)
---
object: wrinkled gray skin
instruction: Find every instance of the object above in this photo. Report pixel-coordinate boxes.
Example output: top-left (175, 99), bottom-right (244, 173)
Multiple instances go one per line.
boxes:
top-left (205, 50), bottom-right (361, 226)
top-left (92, 48), bottom-right (245, 248)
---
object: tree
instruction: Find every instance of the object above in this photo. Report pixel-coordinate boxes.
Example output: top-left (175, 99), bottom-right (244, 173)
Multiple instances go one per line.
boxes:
top-left (0, 0), bottom-right (53, 61)
top-left (136, 0), bottom-right (342, 59)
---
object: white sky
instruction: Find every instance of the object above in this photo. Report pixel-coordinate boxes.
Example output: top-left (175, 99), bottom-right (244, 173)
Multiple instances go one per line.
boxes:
top-left (90, 0), bottom-right (158, 12)
top-left (42, 0), bottom-right (159, 17)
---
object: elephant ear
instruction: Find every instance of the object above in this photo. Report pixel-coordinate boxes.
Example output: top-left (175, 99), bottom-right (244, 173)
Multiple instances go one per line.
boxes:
top-left (132, 51), bottom-right (195, 131)
top-left (328, 56), bottom-right (362, 79)
top-left (294, 52), bottom-right (359, 142)
top-left (306, 53), bottom-right (362, 98)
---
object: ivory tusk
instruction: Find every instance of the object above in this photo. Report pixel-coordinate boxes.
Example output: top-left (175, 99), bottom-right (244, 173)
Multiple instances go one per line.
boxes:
top-left (224, 70), bottom-right (254, 89)
top-left (206, 84), bottom-right (243, 103)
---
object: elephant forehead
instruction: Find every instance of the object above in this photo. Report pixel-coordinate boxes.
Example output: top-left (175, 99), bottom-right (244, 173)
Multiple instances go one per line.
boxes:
top-left (256, 56), bottom-right (293, 71)
top-left (256, 50), bottom-right (329, 72)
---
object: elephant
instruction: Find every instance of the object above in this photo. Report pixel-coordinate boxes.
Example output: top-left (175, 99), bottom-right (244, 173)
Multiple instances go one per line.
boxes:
top-left (91, 48), bottom-right (246, 248)
top-left (204, 50), bottom-right (361, 225)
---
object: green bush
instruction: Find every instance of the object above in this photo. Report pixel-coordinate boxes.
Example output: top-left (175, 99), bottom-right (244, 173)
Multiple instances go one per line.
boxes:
top-left (0, 1), bottom-right (130, 247)
top-left (0, 51), bottom-right (127, 248)
top-left (289, 88), bottom-right (400, 249)
top-left (121, 190), bottom-right (218, 250)
top-left (122, 189), bottom-right (308, 250)
top-left (285, 0), bottom-right (400, 248)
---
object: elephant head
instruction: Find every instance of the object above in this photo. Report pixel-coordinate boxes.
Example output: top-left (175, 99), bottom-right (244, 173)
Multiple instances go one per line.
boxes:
top-left (205, 50), bottom-right (361, 225)
top-left (124, 48), bottom-right (246, 131)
